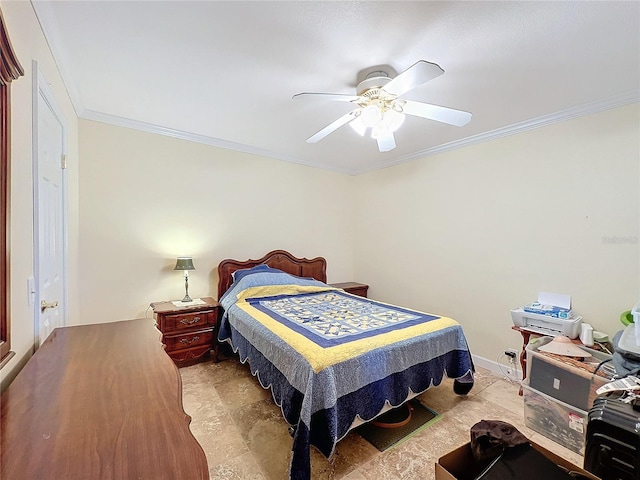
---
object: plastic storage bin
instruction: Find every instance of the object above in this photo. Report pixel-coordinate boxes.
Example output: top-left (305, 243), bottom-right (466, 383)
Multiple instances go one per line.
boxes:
top-left (522, 382), bottom-right (588, 455)
top-left (525, 336), bottom-right (612, 411)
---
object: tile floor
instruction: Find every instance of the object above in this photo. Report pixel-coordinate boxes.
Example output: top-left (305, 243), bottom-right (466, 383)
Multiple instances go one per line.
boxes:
top-left (180, 356), bottom-right (584, 480)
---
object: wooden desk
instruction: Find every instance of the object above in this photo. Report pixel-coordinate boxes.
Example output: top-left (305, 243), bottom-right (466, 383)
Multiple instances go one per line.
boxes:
top-left (1, 319), bottom-right (208, 479)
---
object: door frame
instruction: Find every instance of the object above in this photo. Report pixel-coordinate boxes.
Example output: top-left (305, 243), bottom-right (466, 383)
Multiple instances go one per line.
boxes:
top-left (32, 61), bottom-right (68, 347)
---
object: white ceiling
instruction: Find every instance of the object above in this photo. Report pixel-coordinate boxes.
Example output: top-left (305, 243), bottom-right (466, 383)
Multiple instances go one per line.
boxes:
top-left (32, 1), bottom-right (640, 175)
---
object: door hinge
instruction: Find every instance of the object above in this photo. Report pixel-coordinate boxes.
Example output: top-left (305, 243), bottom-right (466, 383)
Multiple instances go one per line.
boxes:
top-left (61, 154), bottom-right (67, 169)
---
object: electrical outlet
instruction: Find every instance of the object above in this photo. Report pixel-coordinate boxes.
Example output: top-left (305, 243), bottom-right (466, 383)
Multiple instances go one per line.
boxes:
top-left (502, 348), bottom-right (519, 380)
top-left (505, 348), bottom-right (519, 361)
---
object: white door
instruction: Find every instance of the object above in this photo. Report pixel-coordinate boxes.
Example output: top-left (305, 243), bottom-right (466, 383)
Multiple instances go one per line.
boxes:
top-left (33, 63), bottom-right (67, 346)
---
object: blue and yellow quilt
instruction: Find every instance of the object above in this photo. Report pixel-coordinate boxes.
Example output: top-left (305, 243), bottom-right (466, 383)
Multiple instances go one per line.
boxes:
top-left (218, 266), bottom-right (474, 480)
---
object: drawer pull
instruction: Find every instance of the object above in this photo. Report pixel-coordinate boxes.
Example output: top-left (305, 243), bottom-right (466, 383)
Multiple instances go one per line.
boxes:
top-left (180, 336), bottom-right (200, 345)
top-left (179, 316), bottom-right (201, 325)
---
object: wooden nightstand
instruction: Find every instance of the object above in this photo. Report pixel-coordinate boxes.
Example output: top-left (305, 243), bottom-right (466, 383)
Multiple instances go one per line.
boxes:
top-left (150, 297), bottom-right (219, 366)
top-left (330, 282), bottom-right (369, 298)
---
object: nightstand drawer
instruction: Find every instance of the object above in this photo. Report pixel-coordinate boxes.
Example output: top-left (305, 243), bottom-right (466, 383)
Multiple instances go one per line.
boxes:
top-left (167, 345), bottom-right (212, 364)
top-left (164, 329), bottom-right (214, 351)
top-left (162, 310), bottom-right (215, 332)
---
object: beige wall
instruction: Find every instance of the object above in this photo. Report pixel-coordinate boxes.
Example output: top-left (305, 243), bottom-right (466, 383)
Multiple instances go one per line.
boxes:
top-left (78, 105), bottom-right (639, 369)
top-left (354, 104), bottom-right (640, 363)
top-left (77, 120), bottom-right (355, 323)
top-left (1, 0), bottom-right (80, 388)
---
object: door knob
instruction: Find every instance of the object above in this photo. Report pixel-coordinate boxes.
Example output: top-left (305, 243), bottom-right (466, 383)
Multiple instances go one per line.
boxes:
top-left (40, 300), bottom-right (59, 313)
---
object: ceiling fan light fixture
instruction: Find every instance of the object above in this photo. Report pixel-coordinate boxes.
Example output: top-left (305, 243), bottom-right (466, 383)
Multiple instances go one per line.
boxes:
top-left (382, 109), bottom-right (405, 132)
top-left (370, 123), bottom-right (389, 140)
top-left (360, 104), bottom-right (383, 127)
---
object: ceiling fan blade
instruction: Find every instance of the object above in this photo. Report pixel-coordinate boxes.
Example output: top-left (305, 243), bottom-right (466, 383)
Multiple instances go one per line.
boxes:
top-left (293, 92), bottom-right (361, 102)
top-left (382, 61), bottom-right (445, 97)
top-left (401, 100), bottom-right (472, 127)
top-left (375, 131), bottom-right (396, 152)
top-left (306, 110), bottom-right (359, 143)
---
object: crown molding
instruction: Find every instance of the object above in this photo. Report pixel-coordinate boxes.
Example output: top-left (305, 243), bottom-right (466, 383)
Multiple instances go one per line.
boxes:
top-left (80, 109), bottom-right (355, 175)
top-left (82, 91), bottom-right (637, 177)
top-left (360, 90), bottom-right (640, 175)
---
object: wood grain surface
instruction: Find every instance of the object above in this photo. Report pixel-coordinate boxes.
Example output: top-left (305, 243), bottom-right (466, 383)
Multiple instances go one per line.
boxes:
top-left (1, 319), bottom-right (209, 479)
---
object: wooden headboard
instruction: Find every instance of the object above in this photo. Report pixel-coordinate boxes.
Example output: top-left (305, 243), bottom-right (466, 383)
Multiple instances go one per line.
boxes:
top-left (217, 249), bottom-right (327, 299)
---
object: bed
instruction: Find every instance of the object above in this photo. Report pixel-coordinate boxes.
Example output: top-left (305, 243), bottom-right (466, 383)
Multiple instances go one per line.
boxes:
top-left (217, 250), bottom-right (474, 480)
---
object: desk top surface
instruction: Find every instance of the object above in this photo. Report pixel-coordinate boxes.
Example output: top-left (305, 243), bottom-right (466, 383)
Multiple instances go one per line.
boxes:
top-left (1, 319), bottom-right (209, 479)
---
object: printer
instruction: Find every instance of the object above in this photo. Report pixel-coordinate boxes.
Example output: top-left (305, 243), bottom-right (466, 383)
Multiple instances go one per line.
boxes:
top-left (511, 308), bottom-right (582, 339)
top-left (511, 291), bottom-right (583, 339)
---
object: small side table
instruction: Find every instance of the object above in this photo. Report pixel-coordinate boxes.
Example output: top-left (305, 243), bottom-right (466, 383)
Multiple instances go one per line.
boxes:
top-left (330, 282), bottom-right (369, 298)
top-left (151, 297), bottom-right (219, 366)
top-left (512, 326), bottom-right (536, 395)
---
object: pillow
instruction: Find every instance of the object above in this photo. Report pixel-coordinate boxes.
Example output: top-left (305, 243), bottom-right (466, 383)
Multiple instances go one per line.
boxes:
top-left (231, 264), bottom-right (282, 283)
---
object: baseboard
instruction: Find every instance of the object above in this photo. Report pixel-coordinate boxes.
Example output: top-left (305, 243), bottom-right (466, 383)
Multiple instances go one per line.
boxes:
top-left (0, 349), bottom-right (33, 393)
top-left (472, 353), bottom-right (522, 383)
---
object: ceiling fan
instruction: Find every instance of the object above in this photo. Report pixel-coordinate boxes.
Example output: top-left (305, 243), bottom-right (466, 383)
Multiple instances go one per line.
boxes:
top-left (293, 61), bottom-right (472, 152)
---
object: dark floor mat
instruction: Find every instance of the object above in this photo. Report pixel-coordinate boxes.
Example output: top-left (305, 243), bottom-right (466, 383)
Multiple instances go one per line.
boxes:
top-left (356, 399), bottom-right (440, 452)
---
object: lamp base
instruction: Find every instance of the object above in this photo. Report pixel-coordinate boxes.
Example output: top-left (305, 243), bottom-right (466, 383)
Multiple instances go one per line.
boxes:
top-left (181, 272), bottom-right (192, 302)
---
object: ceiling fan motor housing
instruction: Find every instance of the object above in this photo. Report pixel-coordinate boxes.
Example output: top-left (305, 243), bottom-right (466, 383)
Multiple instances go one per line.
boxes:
top-left (356, 75), bottom-right (392, 96)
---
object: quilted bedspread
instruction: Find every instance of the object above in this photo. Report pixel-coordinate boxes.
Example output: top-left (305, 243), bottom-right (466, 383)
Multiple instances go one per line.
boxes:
top-left (218, 266), bottom-right (474, 480)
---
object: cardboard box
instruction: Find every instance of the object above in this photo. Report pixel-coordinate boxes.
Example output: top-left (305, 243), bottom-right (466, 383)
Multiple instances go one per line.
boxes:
top-left (435, 440), bottom-right (600, 480)
top-left (526, 336), bottom-right (612, 411)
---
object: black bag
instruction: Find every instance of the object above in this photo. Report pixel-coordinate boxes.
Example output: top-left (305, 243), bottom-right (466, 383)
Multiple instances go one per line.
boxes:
top-left (470, 420), bottom-right (528, 461)
top-left (612, 329), bottom-right (640, 377)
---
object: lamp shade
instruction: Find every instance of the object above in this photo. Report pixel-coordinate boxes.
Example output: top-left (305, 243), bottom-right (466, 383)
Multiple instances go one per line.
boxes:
top-left (174, 257), bottom-right (195, 271)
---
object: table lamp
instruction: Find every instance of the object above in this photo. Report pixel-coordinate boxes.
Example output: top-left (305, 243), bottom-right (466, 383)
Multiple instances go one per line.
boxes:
top-left (174, 257), bottom-right (195, 302)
